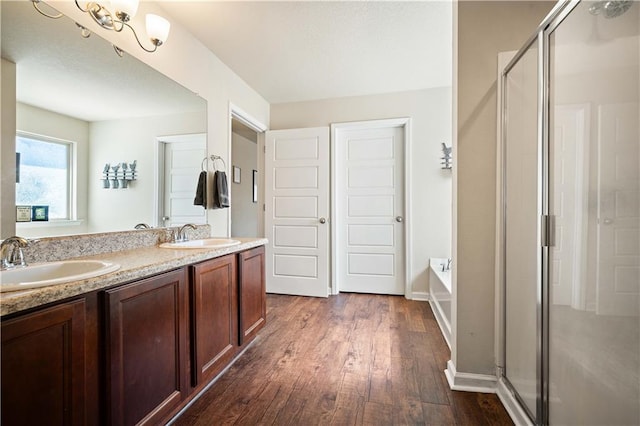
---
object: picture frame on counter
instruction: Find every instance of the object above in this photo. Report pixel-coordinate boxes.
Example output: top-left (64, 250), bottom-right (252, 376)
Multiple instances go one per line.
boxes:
top-left (16, 205), bottom-right (31, 222)
top-left (31, 205), bottom-right (49, 221)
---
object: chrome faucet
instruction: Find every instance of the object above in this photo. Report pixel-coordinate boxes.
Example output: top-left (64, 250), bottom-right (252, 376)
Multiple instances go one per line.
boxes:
top-left (1, 236), bottom-right (30, 270)
top-left (175, 224), bottom-right (197, 242)
top-left (134, 223), bottom-right (151, 229)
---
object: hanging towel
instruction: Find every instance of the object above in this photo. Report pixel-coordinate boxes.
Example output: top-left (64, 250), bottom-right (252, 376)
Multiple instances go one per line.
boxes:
top-left (213, 171), bottom-right (230, 209)
top-left (193, 171), bottom-right (207, 208)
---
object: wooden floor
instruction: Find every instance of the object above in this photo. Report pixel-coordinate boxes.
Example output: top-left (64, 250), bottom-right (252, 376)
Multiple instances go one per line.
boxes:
top-left (174, 294), bottom-right (513, 425)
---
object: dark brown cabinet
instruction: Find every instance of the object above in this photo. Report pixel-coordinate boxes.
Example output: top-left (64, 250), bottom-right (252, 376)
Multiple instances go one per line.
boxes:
top-left (238, 246), bottom-right (266, 345)
top-left (0, 245), bottom-right (266, 425)
top-left (1, 299), bottom-right (86, 426)
top-left (104, 268), bottom-right (188, 426)
top-left (190, 254), bottom-right (238, 387)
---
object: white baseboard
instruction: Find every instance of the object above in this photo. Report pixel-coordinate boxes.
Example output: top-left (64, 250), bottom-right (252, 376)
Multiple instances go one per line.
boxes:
top-left (444, 360), bottom-right (497, 393)
top-left (411, 291), bottom-right (430, 301)
top-left (496, 379), bottom-right (534, 426)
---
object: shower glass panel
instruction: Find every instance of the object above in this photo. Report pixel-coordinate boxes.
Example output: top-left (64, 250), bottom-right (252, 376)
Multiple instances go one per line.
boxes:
top-left (503, 37), bottom-right (541, 422)
top-left (548, 1), bottom-right (640, 424)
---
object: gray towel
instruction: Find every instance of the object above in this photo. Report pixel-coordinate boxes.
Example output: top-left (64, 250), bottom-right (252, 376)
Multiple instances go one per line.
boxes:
top-left (193, 171), bottom-right (207, 208)
top-left (213, 171), bottom-right (230, 209)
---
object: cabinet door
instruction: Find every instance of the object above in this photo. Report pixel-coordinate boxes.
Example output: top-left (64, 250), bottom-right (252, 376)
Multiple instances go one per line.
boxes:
top-left (1, 299), bottom-right (86, 426)
top-left (104, 269), bottom-right (188, 426)
top-left (191, 254), bottom-right (237, 386)
top-left (238, 246), bottom-right (266, 345)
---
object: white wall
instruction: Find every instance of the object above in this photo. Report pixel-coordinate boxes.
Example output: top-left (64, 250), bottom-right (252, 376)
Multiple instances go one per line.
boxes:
top-left (231, 132), bottom-right (259, 237)
top-left (15, 103), bottom-right (90, 237)
top-left (50, 0), bottom-right (270, 237)
top-left (270, 87), bottom-right (452, 296)
top-left (0, 57), bottom-right (16, 238)
top-left (88, 111), bottom-right (205, 232)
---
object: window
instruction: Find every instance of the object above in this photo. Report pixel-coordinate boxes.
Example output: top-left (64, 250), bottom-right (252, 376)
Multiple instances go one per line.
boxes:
top-left (15, 133), bottom-right (74, 220)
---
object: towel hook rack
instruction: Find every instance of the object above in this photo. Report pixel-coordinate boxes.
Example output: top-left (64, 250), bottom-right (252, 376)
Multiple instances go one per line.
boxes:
top-left (201, 155), bottom-right (227, 172)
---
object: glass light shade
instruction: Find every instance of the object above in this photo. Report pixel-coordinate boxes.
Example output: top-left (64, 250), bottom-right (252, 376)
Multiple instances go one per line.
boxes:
top-left (146, 14), bottom-right (170, 44)
top-left (110, 0), bottom-right (139, 18)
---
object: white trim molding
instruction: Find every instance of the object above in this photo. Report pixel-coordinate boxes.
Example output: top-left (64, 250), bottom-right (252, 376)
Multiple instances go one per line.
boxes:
top-left (444, 360), bottom-right (497, 393)
top-left (411, 291), bottom-right (429, 301)
top-left (330, 117), bottom-right (412, 297)
top-left (228, 102), bottom-right (268, 238)
top-left (496, 379), bottom-right (534, 426)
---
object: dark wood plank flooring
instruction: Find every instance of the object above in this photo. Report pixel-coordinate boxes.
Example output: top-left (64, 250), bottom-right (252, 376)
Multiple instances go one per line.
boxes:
top-left (173, 293), bottom-right (513, 425)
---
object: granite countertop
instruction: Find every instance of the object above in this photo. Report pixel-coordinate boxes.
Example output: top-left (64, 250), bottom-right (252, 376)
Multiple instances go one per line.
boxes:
top-left (0, 238), bottom-right (267, 317)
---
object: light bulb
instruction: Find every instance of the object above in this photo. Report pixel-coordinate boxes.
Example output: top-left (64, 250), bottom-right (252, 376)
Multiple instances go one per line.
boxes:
top-left (146, 14), bottom-right (170, 46)
top-left (111, 0), bottom-right (138, 20)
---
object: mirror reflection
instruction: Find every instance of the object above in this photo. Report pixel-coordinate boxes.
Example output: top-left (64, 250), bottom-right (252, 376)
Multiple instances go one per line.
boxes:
top-left (1, 1), bottom-right (207, 238)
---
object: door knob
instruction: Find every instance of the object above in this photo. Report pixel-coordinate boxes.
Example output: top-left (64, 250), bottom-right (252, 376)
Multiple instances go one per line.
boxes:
top-left (319, 217), bottom-right (327, 224)
top-left (603, 218), bottom-right (613, 225)
top-left (396, 216), bottom-right (403, 223)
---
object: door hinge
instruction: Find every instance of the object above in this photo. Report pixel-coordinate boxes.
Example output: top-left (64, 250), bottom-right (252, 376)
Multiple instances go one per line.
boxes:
top-left (263, 204), bottom-right (266, 212)
top-left (541, 215), bottom-right (555, 247)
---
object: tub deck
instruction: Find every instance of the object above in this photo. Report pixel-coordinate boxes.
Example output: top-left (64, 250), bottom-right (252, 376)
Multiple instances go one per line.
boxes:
top-left (429, 258), bottom-right (452, 349)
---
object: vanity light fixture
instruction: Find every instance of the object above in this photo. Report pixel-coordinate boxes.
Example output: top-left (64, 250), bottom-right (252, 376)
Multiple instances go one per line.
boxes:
top-left (31, 0), bottom-right (63, 19)
top-left (31, 0), bottom-right (170, 54)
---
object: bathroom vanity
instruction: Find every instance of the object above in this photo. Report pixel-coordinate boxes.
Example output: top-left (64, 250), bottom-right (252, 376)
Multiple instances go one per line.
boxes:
top-left (0, 230), bottom-right (266, 425)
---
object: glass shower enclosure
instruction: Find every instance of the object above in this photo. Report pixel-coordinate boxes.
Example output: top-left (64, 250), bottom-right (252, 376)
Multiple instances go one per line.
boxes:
top-left (501, 1), bottom-right (639, 424)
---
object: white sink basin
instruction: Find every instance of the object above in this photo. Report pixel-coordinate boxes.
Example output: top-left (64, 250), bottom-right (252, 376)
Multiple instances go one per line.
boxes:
top-left (159, 238), bottom-right (241, 250)
top-left (0, 260), bottom-right (120, 292)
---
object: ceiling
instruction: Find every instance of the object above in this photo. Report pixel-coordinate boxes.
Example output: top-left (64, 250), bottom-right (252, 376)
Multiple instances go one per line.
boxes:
top-left (158, 1), bottom-right (453, 104)
top-left (1, 1), bottom-right (205, 122)
top-left (1, 1), bottom-right (452, 121)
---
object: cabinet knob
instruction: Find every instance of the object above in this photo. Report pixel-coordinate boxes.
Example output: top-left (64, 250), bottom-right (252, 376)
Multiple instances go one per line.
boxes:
top-left (319, 217), bottom-right (327, 224)
top-left (396, 216), bottom-right (403, 223)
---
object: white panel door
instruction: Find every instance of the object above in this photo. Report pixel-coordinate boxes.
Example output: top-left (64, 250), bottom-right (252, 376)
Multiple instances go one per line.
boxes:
top-left (163, 138), bottom-right (207, 227)
top-left (335, 125), bottom-right (405, 295)
top-left (265, 127), bottom-right (329, 297)
top-left (596, 103), bottom-right (640, 316)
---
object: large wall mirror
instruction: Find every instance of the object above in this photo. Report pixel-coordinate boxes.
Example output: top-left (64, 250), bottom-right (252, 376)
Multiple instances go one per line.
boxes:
top-left (1, 1), bottom-right (207, 238)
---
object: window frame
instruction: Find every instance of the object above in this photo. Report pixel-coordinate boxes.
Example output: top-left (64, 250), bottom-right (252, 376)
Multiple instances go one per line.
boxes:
top-left (15, 131), bottom-right (77, 222)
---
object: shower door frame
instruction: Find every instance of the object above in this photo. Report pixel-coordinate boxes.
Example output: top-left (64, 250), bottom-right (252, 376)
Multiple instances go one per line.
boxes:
top-left (498, 1), bottom-right (582, 425)
top-left (499, 31), bottom-right (544, 424)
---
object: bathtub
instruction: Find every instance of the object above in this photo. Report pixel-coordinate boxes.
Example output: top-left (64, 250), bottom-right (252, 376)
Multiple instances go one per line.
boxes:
top-left (429, 258), bottom-right (452, 349)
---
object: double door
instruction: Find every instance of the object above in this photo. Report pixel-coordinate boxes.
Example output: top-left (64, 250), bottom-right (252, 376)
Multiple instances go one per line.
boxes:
top-left (264, 121), bottom-right (406, 297)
